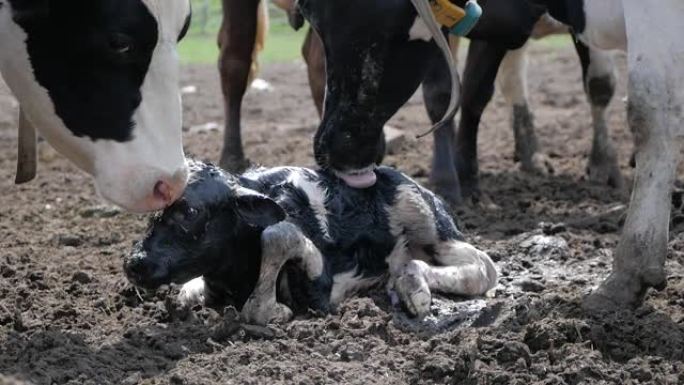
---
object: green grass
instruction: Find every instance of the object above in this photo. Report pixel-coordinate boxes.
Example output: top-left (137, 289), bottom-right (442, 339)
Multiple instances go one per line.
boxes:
top-left (536, 34), bottom-right (573, 48)
top-left (178, 21), bottom-right (307, 64)
top-left (179, 1), bottom-right (307, 64)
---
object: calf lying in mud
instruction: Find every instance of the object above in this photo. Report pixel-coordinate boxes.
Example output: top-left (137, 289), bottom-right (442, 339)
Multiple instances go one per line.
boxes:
top-left (124, 161), bottom-right (497, 325)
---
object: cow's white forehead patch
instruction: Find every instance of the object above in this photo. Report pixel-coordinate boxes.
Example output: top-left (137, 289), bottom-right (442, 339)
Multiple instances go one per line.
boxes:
top-left (408, 17), bottom-right (432, 41)
top-left (141, 0), bottom-right (191, 40)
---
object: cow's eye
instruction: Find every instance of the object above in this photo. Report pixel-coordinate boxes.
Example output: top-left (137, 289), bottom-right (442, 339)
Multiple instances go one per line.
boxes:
top-left (108, 33), bottom-right (132, 55)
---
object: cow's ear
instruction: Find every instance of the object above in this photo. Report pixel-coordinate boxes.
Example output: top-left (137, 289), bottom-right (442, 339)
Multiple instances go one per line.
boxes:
top-left (235, 193), bottom-right (286, 228)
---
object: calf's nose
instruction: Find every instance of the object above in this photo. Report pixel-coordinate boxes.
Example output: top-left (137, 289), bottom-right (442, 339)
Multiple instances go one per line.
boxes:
top-left (124, 256), bottom-right (150, 282)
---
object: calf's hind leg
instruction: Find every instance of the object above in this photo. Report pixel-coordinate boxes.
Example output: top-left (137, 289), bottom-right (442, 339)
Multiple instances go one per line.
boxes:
top-left (241, 222), bottom-right (324, 325)
top-left (395, 240), bottom-right (497, 318)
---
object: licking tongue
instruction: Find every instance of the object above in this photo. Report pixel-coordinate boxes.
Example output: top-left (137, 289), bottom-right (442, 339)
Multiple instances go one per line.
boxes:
top-left (335, 169), bottom-right (377, 189)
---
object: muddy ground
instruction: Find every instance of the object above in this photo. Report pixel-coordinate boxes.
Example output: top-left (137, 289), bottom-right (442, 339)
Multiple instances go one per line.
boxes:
top-left (0, 44), bottom-right (683, 385)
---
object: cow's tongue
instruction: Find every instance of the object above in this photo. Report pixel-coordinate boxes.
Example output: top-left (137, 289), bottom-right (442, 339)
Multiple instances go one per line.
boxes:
top-left (335, 169), bottom-right (377, 188)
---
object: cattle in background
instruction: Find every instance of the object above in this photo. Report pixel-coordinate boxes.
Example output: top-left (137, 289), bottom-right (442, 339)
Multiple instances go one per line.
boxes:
top-left (295, 0), bottom-right (684, 311)
top-left (495, 14), bottom-right (623, 188)
top-left (216, 0), bottom-right (325, 172)
top-left (0, 0), bottom-right (192, 212)
top-left (124, 160), bottom-right (497, 325)
top-left (217, 0), bottom-right (464, 200)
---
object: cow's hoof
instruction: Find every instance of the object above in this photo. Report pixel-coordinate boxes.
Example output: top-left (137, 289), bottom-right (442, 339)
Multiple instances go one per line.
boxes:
top-left (395, 272), bottom-right (432, 318)
top-left (433, 185), bottom-right (463, 207)
top-left (587, 152), bottom-right (623, 189)
top-left (430, 176), bottom-right (463, 207)
top-left (582, 272), bottom-right (652, 314)
top-left (177, 277), bottom-right (205, 308)
top-left (519, 153), bottom-right (554, 175)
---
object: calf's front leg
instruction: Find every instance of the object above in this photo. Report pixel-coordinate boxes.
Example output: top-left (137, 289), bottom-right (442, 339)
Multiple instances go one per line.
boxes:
top-left (241, 222), bottom-right (324, 325)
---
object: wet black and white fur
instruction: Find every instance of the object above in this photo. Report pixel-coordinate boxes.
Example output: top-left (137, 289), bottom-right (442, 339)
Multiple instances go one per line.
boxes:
top-left (124, 161), bottom-right (497, 325)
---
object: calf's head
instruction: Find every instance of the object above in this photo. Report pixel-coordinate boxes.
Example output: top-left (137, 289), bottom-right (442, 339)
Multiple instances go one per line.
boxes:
top-left (297, 0), bottom-right (461, 188)
top-left (124, 161), bottom-right (286, 290)
top-left (0, 0), bottom-right (192, 211)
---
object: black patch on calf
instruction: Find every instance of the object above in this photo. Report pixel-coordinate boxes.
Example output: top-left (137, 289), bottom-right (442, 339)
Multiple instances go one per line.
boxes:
top-left (9, 0), bottom-right (158, 141)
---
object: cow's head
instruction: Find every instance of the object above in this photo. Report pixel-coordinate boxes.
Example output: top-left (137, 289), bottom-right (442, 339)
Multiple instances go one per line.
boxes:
top-left (0, 0), bottom-right (192, 212)
top-left (124, 161), bottom-right (286, 289)
top-left (297, 0), bottom-right (461, 188)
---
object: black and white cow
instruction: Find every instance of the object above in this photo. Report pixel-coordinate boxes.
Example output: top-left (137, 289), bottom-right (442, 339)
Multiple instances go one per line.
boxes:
top-left (494, 15), bottom-right (623, 188)
top-left (295, 0), bottom-right (684, 310)
top-left (0, 0), bottom-right (192, 212)
top-left (124, 161), bottom-right (497, 325)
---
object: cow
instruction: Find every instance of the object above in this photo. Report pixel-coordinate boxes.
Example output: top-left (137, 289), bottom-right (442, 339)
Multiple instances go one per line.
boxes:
top-left (123, 160), bottom-right (497, 325)
top-left (217, 0), bottom-right (465, 203)
top-left (216, 0), bottom-right (325, 173)
top-left (292, 0), bottom-right (684, 311)
top-left (495, 15), bottom-right (623, 188)
top-left (0, 0), bottom-right (192, 212)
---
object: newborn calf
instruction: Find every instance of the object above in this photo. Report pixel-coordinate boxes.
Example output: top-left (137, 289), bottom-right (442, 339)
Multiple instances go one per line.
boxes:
top-left (124, 161), bottom-right (497, 325)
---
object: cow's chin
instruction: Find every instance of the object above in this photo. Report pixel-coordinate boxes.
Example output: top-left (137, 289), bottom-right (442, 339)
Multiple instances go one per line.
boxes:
top-left (334, 165), bottom-right (378, 188)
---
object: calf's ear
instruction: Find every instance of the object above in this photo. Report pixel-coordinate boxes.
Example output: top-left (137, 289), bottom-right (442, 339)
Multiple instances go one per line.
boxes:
top-left (235, 194), bottom-right (287, 228)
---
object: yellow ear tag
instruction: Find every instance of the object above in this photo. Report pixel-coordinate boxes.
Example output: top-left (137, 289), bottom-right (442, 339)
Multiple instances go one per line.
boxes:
top-left (429, 0), bottom-right (467, 29)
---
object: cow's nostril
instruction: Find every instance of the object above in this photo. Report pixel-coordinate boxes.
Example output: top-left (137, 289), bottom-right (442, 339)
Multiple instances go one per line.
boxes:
top-left (154, 180), bottom-right (173, 205)
top-left (152, 169), bottom-right (188, 208)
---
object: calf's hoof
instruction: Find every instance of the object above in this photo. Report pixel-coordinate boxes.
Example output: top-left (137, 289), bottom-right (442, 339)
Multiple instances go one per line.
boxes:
top-left (242, 300), bottom-right (293, 326)
top-left (177, 277), bottom-right (206, 309)
top-left (395, 268), bottom-right (432, 318)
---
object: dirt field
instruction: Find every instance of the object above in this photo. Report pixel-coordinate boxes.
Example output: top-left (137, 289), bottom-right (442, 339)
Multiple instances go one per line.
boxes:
top-left (1, 45), bottom-right (683, 385)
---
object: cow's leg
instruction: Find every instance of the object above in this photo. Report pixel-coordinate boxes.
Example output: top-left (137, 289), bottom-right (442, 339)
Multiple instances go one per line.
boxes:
top-left (302, 28), bottom-right (326, 117)
top-left (455, 41), bottom-right (508, 201)
top-left (218, 0), bottom-right (260, 172)
top-left (573, 39), bottom-right (622, 188)
top-left (497, 43), bottom-right (541, 173)
top-left (241, 222), bottom-right (323, 325)
top-left (394, 240), bottom-right (498, 318)
top-left (423, 51), bottom-right (462, 204)
top-left (584, 0), bottom-right (684, 311)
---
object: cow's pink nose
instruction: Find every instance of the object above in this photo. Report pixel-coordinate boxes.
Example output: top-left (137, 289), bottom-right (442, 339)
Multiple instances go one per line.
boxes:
top-left (154, 181), bottom-right (173, 205)
top-left (153, 175), bottom-right (186, 207)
